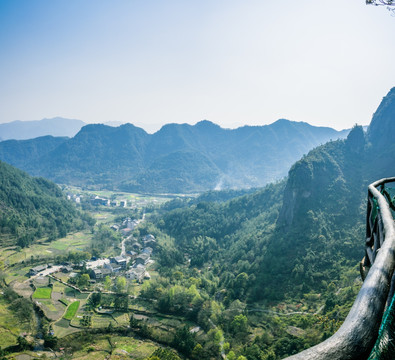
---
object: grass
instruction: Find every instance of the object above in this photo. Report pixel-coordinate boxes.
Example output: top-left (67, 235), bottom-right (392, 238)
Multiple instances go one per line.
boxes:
top-left (0, 231), bottom-right (93, 267)
top-left (0, 297), bottom-right (31, 347)
top-left (32, 287), bottom-right (52, 299)
top-left (64, 301), bottom-right (80, 320)
top-left (69, 335), bottom-right (159, 359)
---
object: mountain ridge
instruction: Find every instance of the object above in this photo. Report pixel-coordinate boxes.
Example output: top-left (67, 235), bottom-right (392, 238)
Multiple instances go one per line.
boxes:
top-left (0, 119), bottom-right (350, 193)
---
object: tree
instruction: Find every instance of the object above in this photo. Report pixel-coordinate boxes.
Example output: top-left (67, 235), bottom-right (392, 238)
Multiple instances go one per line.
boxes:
top-left (114, 293), bottom-right (129, 310)
top-left (191, 344), bottom-right (204, 359)
top-left (17, 336), bottom-right (31, 350)
top-left (104, 276), bottom-right (112, 290)
top-left (130, 313), bottom-right (138, 328)
top-left (88, 292), bottom-right (101, 308)
top-left (172, 325), bottom-right (196, 356)
top-left (44, 334), bottom-right (58, 349)
top-left (78, 273), bottom-right (90, 289)
top-left (230, 314), bottom-right (248, 335)
top-left (116, 276), bottom-right (127, 292)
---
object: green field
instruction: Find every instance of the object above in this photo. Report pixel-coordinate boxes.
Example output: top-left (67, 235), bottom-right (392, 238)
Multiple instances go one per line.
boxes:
top-left (69, 335), bottom-right (159, 359)
top-left (0, 231), bottom-right (92, 268)
top-left (64, 301), bottom-right (80, 320)
top-left (0, 297), bottom-right (32, 347)
top-left (32, 287), bottom-right (52, 299)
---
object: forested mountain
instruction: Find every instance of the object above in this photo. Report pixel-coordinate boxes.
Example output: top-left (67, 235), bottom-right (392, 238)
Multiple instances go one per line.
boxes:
top-left (0, 117), bottom-right (86, 140)
top-left (0, 161), bottom-right (88, 248)
top-left (0, 119), bottom-right (349, 193)
top-left (0, 136), bottom-right (68, 171)
top-left (153, 87), bottom-right (395, 302)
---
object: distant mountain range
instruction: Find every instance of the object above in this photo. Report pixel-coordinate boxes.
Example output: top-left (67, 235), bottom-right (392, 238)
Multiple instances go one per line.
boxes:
top-left (0, 117), bottom-right (86, 140)
top-left (0, 119), bottom-right (349, 193)
top-left (0, 117), bottom-right (130, 141)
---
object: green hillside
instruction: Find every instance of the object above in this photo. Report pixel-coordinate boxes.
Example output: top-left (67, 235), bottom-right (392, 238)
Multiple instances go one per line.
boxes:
top-left (137, 88), bottom-right (395, 358)
top-left (0, 161), bottom-right (87, 247)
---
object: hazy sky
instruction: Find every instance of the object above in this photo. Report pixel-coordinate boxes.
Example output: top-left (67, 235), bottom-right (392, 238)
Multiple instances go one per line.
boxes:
top-left (1, 0), bottom-right (395, 133)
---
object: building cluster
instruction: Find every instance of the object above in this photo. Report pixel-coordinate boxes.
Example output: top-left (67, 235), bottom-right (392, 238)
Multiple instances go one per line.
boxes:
top-left (90, 234), bottom-right (156, 283)
top-left (66, 193), bottom-right (129, 208)
top-left (90, 196), bottom-right (128, 207)
top-left (29, 215), bottom-right (156, 288)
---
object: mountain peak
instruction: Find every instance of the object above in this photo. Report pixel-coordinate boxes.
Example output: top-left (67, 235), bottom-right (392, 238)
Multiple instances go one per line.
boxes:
top-left (195, 120), bottom-right (220, 128)
top-left (368, 87), bottom-right (395, 149)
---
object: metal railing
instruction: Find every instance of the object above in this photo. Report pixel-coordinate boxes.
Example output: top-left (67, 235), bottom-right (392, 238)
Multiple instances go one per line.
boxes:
top-left (283, 177), bottom-right (395, 360)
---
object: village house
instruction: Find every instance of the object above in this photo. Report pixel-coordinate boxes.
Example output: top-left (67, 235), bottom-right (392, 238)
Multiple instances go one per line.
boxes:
top-left (143, 234), bottom-right (156, 248)
top-left (126, 250), bottom-right (137, 258)
top-left (110, 224), bottom-right (120, 231)
top-left (131, 242), bottom-right (142, 251)
top-left (105, 263), bottom-right (121, 273)
top-left (93, 269), bottom-right (103, 279)
top-left (61, 265), bottom-right (73, 273)
top-left (134, 253), bottom-right (150, 267)
top-left (111, 256), bottom-right (127, 269)
top-left (91, 196), bottom-right (110, 206)
top-left (126, 266), bottom-right (145, 282)
top-left (29, 264), bottom-right (47, 277)
top-left (142, 247), bottom-right (153, 255)
top-left (94, 268), bottom-right (113, 278)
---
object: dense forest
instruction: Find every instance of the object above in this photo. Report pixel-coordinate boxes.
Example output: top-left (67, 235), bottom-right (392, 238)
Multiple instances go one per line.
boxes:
top-left (0, 160), bottom-right (90, 248)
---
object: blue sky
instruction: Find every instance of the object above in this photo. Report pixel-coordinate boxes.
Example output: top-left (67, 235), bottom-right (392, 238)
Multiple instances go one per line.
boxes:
top-left (0, 0), bottom-right (394, 132)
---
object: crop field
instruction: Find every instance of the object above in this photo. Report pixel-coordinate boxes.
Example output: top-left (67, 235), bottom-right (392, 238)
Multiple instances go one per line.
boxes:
top-left (32, 287), bottom-right (52, 299)
top-left (70, 335), bottom-right (159, 360)
top-left (64, 300), bottom-right (80, 320)
top-left (49, 232), bottom-right (92, 251)
top-left (0, 231), bottom-right (92, 268)
top-left (112, 311), bottom-right (130, 326)
top-left (89, 313), bottom-right (114, 328)
top-left (53, 318), bottom-right (80, 338)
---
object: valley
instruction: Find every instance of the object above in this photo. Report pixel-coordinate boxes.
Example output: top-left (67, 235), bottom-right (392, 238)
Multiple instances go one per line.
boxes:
top-left (0, 187), bottom-right (360, 360)
top-left (0, 88), bottom-right (394, 359)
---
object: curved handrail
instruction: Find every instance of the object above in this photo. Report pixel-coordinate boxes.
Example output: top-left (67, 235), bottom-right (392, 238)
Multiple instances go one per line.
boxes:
top-left (283, 177), bottom-right (395, 360)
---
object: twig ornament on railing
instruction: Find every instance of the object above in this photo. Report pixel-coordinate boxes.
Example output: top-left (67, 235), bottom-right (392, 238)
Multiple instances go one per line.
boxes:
top-left (366, 0), bottom-right (395, 14)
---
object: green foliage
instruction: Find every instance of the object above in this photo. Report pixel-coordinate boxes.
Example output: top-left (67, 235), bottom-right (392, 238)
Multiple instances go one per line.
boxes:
top-left (77, 274), bottom-right (90, 289)
top-left (88, 292), bottom-right (101, 308)
top-left (17, 336), bottom-right (32, 350)
top-left (43, 334), bottom-right (58, 349)
top-left (32, 287), bottom-right (52, 299)
top-left (63, 301), bottom-right (80, 320)
top-left (0, 160), bottom-right (87, 247)
top-left (148, 347), bottom-right (182, 360)
top-left (91, 224), bottom-right (122, 255)
top-left (230, 314), bottom-right (248, 335)
top-left (172, 325), bottom-right (196, 356)
top-left (9, 297), bottom-right (34, 324)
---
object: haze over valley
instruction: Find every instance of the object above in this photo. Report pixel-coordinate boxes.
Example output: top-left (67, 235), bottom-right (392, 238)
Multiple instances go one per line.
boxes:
top-left (1, 1), bottom-right (395, 359)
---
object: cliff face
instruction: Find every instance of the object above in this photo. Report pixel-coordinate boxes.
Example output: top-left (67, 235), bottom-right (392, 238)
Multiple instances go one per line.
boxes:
top-left (368, 87), bottom-right (395, 151)
top-left (277, 87), bottom-right (395, 229)
top-left (277, 141), bottom-right (347, 227)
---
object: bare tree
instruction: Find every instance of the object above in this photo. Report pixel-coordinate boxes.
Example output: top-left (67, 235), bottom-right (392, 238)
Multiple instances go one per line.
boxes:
top-left (366, 0), bottom-right (395, 14)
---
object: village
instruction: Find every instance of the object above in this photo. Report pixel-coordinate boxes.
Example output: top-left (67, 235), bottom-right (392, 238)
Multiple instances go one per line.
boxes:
top-left (28, 215), bottom-right (156, 291)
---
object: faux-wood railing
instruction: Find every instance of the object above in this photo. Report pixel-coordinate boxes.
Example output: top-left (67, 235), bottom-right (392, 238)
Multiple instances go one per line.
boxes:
top-left (283, 177), bottom-right (395, 360)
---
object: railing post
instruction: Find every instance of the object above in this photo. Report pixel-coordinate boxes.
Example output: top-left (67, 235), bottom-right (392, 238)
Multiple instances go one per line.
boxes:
top-left (283, 177), bottom-right (395, 360)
